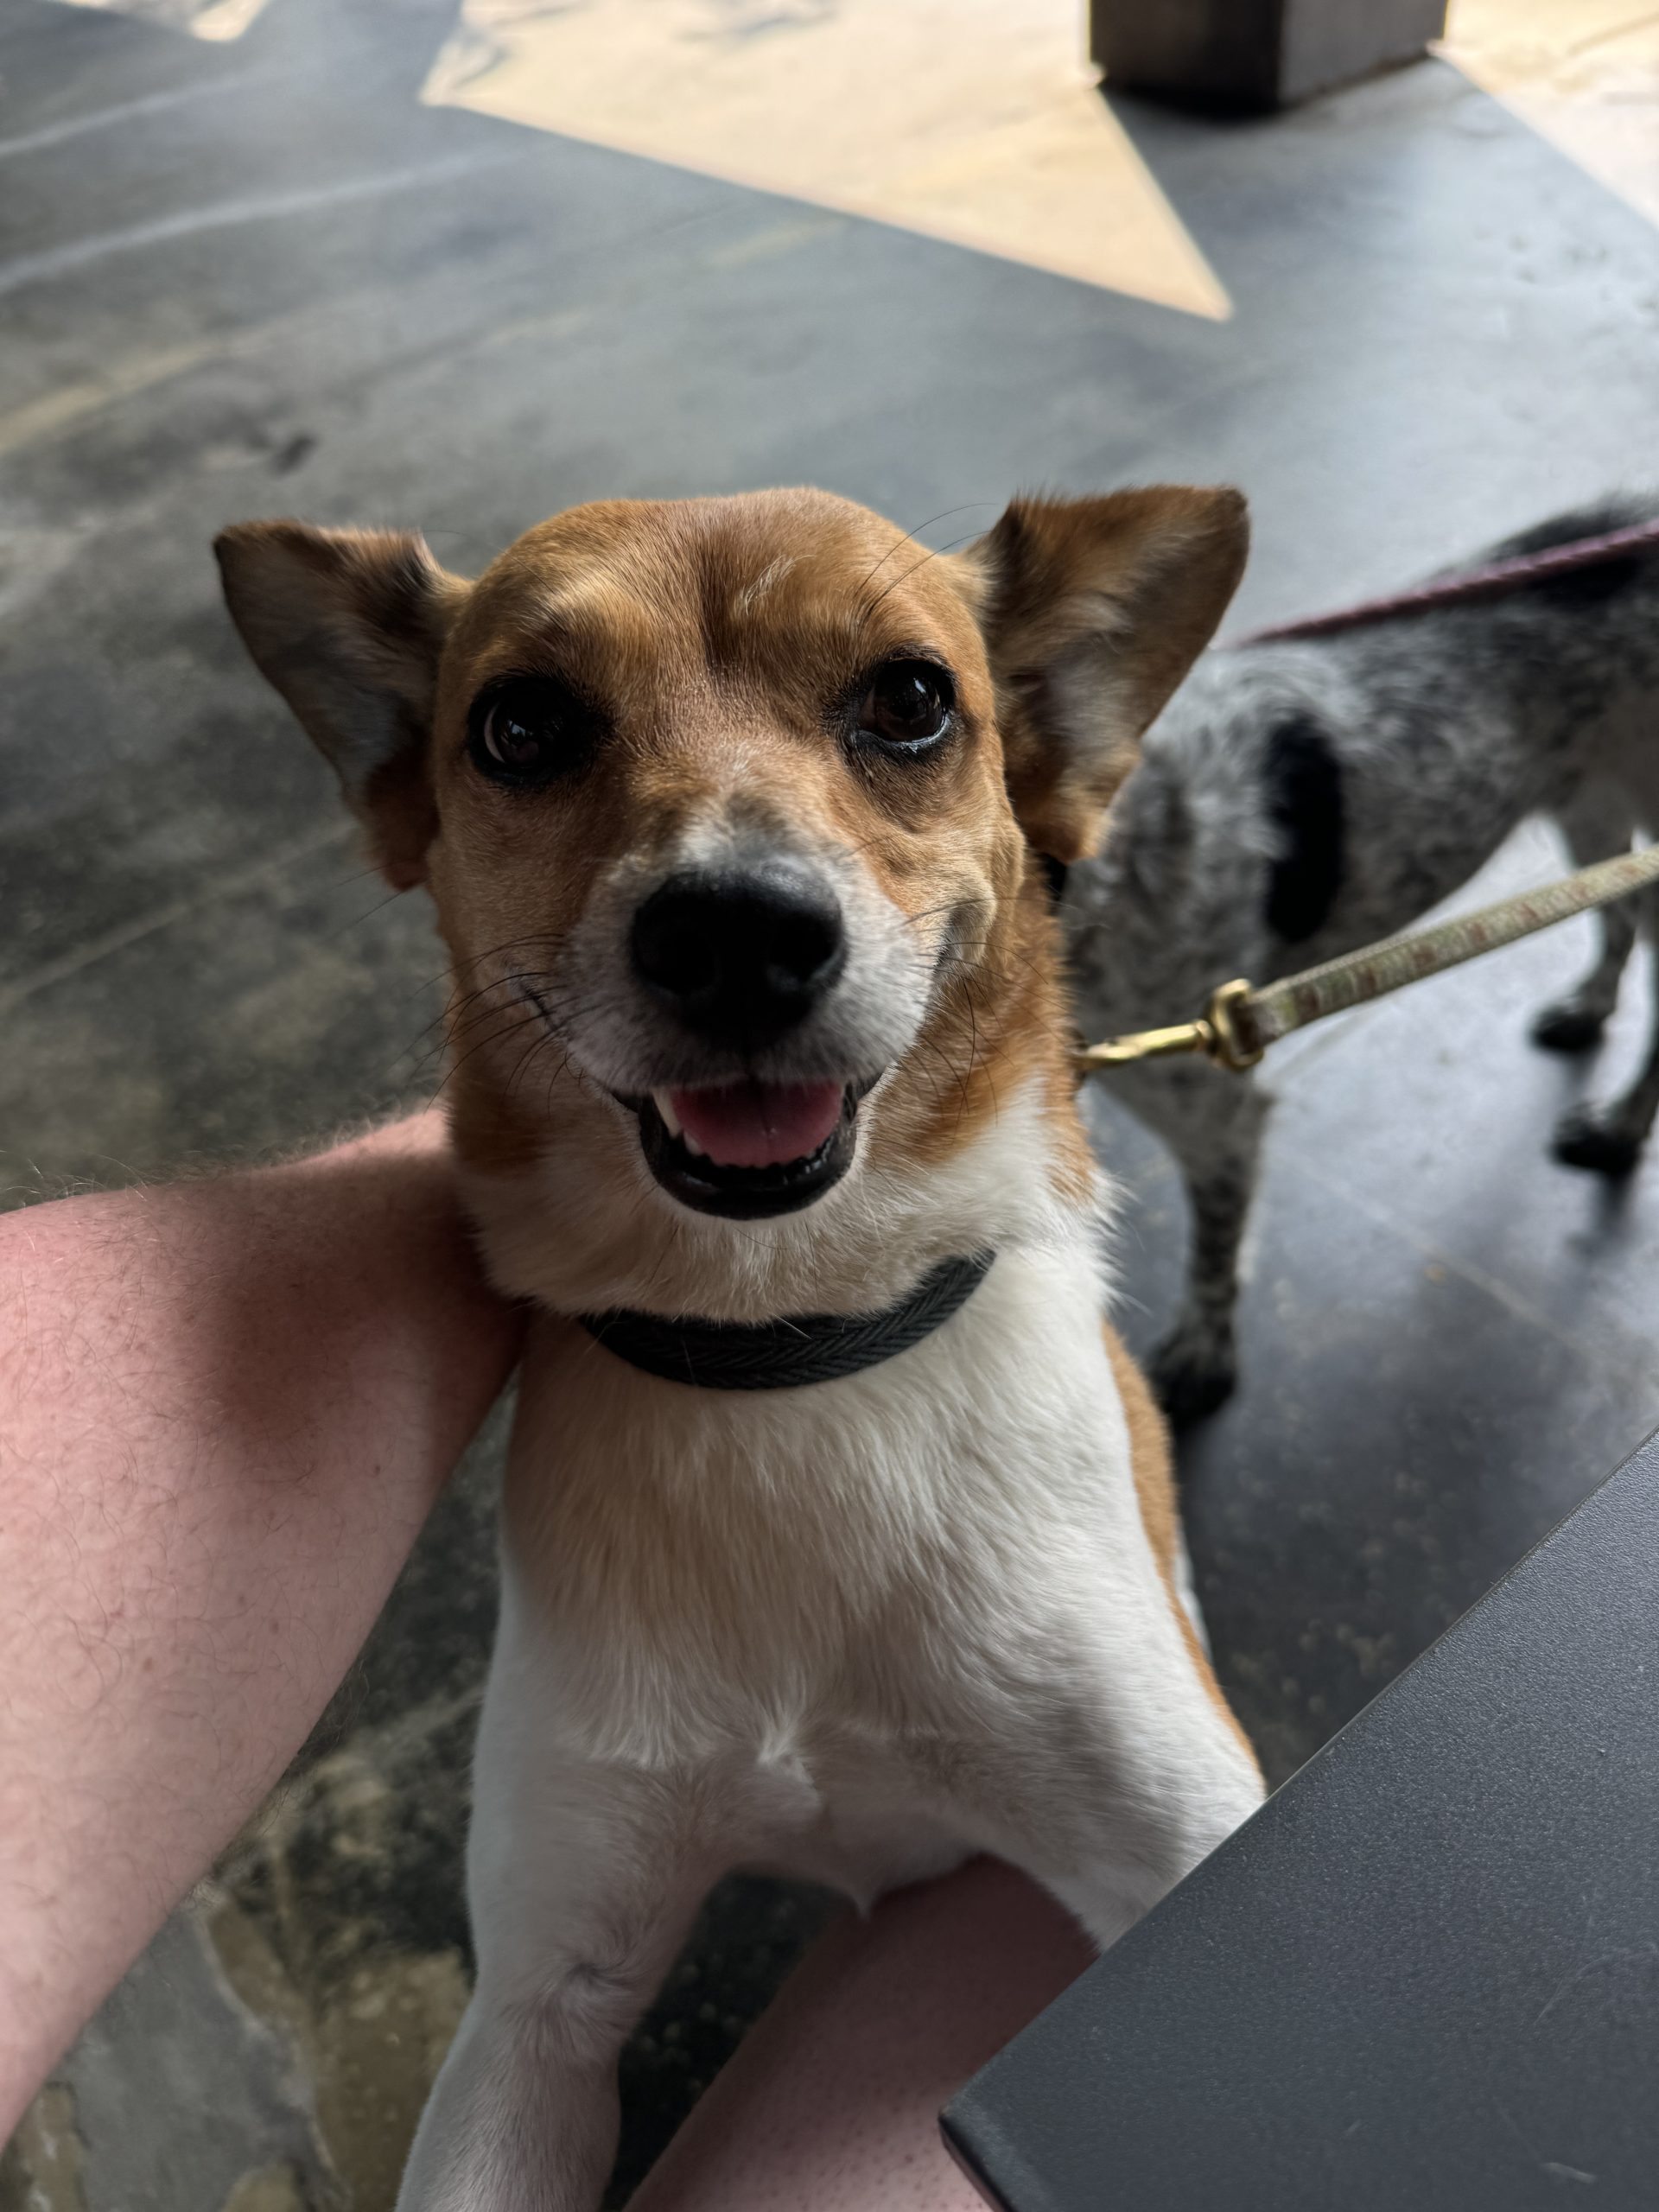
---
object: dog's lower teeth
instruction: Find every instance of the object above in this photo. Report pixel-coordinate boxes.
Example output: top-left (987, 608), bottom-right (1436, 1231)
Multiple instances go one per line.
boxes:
top-left (682, 1129), bottom-right (706, 1158)
top-left (652, 1090), bottom-right (683, 1139)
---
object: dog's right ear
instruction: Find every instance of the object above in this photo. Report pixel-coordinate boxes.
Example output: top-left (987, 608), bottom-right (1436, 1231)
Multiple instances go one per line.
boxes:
top-left (214, 521), bottom-right (470, 888)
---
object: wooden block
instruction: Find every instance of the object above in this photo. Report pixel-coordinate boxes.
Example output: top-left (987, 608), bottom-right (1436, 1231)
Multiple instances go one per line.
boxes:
top-left (1092, 0), bottom-right (1449, 111)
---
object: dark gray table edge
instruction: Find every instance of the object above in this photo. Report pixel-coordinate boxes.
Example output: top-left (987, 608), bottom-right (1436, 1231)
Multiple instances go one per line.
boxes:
top-left (941, 1422), bottom-right (1659, 2210)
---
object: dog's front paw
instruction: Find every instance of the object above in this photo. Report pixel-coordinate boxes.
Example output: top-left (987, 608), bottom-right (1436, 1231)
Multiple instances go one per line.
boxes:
top-left (1552, 1104), bottom-right (1643, 1177)
top-left (1148, 1319), bottom-right (1236, 1427)
top-left (1532, 997), bottom-right (1610, 1054)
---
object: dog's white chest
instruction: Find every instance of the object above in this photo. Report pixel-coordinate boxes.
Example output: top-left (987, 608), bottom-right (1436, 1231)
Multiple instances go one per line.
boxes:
top-left (497, 1241), bottom-right (1143, 1768)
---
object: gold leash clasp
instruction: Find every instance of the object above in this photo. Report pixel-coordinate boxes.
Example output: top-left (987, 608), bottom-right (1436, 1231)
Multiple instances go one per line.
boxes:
top-left (1076, 978), bottom-right (1262, 1077)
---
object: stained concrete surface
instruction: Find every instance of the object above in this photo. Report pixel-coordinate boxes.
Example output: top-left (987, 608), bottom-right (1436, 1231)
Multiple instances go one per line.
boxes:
top-left (5, 0), bottom-right (1659, 2203)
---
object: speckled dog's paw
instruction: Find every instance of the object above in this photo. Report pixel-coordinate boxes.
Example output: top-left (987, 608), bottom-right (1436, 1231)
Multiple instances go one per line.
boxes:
top-left (1532, 995), bottom-right (1611, 1054)
top-left (1552, 1104), bottom-right (1643, 1177)
top-left (1148, 1319), bottom-right (1236, 1427)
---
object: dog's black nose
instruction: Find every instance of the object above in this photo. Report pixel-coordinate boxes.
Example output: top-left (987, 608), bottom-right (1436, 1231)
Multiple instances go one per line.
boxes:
top-left (630, 861), bottom-right (847, 1047)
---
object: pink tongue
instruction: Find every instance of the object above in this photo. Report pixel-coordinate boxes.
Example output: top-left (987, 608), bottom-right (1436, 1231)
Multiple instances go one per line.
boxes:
top-left (670, 1079), bottom-right (844, 1169)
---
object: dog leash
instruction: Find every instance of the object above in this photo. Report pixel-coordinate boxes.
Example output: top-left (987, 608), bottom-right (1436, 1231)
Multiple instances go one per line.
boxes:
top-left (1227, 514), bottom-right (1659, 648)
top-left (1078, 843), bottom-right (1659, 1075)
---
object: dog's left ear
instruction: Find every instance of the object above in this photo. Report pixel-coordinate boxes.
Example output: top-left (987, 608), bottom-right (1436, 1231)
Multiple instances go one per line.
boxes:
top-left (963, 486), bottom-right (1248, 863)
top-left (215, 520), bottom-right (470, 888)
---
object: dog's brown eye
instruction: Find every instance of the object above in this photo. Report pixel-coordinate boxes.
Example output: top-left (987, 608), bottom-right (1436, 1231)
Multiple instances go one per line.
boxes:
top-left (855, 659), bottom-right (954, 756)
top-left (468, 677), bottom-right (588, 786)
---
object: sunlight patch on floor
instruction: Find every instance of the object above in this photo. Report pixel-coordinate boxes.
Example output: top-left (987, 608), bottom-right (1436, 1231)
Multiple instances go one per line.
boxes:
top-left (50, 0), bottom-right (270, 38)
top-left (1440, 0), bottom-right (1659, 230)
top-left (420, 0), bottom-right (1231, 318)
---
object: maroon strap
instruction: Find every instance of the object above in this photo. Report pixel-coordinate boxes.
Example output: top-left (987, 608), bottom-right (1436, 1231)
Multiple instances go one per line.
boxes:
top-left (1229, 515), bottom-right (1659, 650)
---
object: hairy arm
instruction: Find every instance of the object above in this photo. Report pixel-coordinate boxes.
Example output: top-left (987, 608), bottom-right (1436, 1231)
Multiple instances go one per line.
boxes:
top-left (0, 1114), bottom-right (523, 2133)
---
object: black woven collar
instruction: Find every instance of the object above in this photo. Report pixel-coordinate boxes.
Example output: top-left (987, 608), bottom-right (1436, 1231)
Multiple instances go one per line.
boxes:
top-left (577, 1250), bottom-right (995, 1391)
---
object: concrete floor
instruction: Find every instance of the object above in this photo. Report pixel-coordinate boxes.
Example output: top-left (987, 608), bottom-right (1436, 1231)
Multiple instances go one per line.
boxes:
top-left (5, 1), bottom-right (1659, 2205)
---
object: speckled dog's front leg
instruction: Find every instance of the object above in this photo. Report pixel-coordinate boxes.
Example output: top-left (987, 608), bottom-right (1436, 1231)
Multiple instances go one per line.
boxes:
top-left (1534, 786), bottom-right (1640, 1052)
top-left (1105, 1059), bottom-right (1269, 1424)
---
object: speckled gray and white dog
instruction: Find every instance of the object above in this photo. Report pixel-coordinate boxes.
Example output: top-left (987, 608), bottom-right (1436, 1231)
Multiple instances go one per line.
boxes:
top-left (1064, 497), bottom-right (1659, 1425)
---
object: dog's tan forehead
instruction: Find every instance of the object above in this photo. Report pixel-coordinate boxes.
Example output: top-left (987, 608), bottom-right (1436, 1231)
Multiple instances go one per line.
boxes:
top-left (462, 492), bottom-right (982, 669)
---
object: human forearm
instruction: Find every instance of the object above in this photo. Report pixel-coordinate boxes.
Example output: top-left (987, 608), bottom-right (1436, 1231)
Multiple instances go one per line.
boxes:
top-left (631, 1859), bottom-right (1090, 2212)
top-left (0, 1113), bottom-right (522, 2131)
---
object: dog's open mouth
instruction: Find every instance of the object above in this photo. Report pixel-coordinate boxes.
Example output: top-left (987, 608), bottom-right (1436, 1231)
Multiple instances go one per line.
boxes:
top-left (632, 1077), bottom-right (861, 1218)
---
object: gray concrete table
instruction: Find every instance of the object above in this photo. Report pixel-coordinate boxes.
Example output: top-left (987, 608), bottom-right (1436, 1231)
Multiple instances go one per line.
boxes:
top-left (944, 1428), bottom-right (1659, 2210)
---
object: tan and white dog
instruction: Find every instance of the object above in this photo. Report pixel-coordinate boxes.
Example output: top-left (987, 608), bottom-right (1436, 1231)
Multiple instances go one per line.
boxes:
top-left (217, 484), bottom-right (1264, 2211)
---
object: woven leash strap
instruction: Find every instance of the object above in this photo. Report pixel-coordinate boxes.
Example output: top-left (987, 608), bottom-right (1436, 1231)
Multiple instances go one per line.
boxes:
top-left (1227, 516), bottom-right (1659, 649)
top-left (1078, 845), bottom-right (1659, 1077)
top-left (1241, 844), bottom-right (1659, 1058)
top-left (578, 1249), bottom-right (995, 1390)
